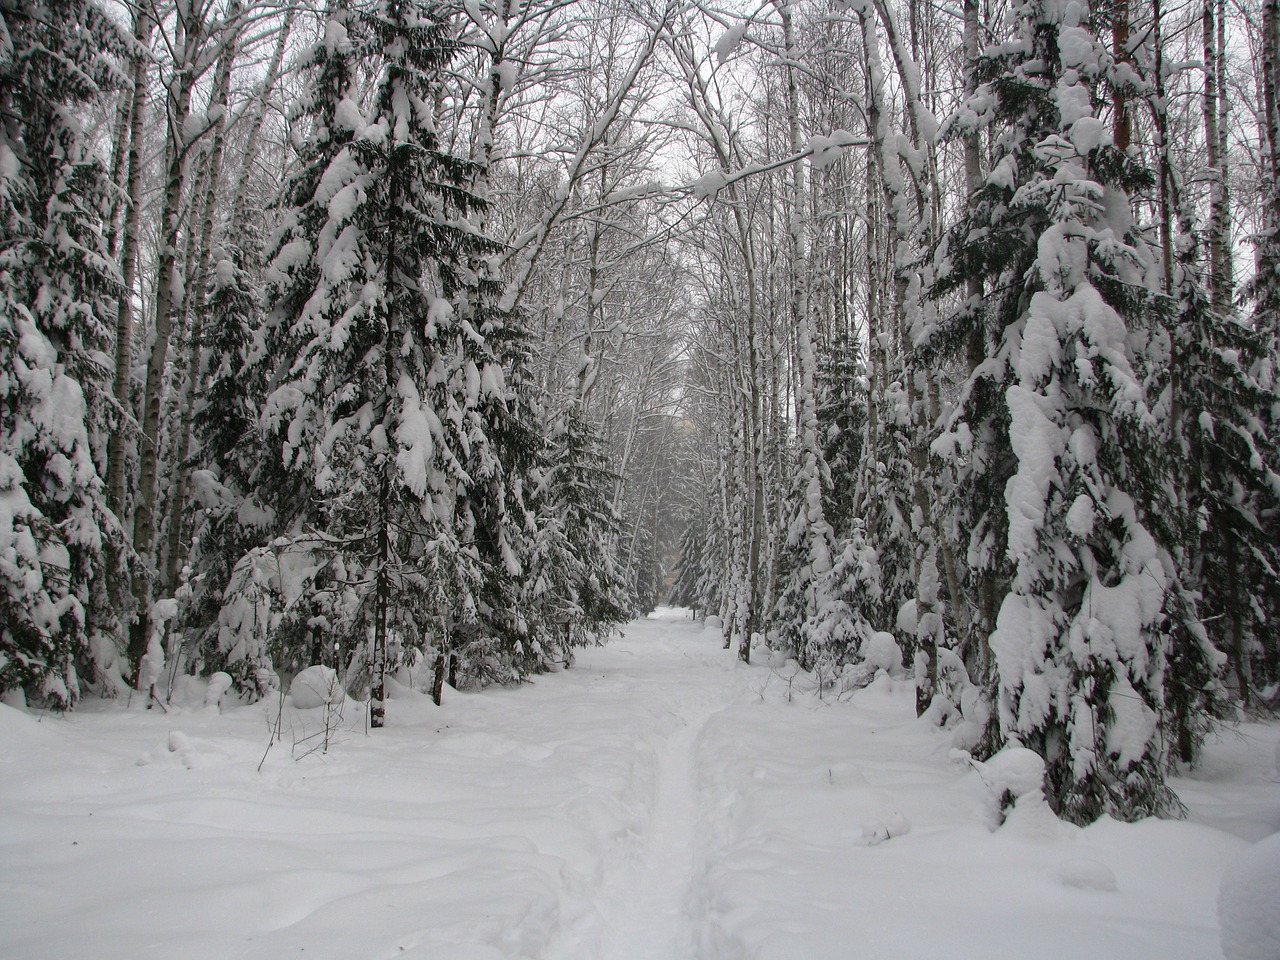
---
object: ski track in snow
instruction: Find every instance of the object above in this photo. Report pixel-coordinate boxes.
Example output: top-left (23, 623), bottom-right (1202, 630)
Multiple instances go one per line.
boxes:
top-left (586, 664), bottom-right (723, 960)
top-left (546, 616), bottom-right (738, 960)
top-left (611, 706), bottom-right (705, 959)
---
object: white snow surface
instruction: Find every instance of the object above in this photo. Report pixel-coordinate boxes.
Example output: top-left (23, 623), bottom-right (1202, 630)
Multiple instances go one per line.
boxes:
top-left (1218, 831), bottom-right (1280, 960)
top-left (1, 608), bottom-right (1276, 960)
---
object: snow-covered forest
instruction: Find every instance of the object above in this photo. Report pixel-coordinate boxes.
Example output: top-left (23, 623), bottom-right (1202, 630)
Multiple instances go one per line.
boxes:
top-left (2, 0), bottom-right (1280, 840)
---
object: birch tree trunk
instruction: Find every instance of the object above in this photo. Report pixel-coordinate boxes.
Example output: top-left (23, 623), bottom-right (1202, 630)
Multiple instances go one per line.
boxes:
top-left (128, 1), bottom-right (207, 681)
top-left (107, 10), bottom-right (154, 524)
top-left (1257, 0), bottom-right (1280, 351)
top-left (776, 0), bottom-right (834, 644)
top-left (1264, 0), bottom-right (1280, 241)
top-left (860, 1), bottom-right (948, 714)
top-left (160, 6), bottom-right (242, 597)
top-left (229, 7), bottom-right (294, 228)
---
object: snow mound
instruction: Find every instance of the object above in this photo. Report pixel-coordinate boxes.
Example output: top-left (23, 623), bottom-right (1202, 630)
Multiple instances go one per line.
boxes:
top-left (206, 672), bottom-right (233, 707)
top-left (289, 666), bottom-right (345, 709)
top-left (167, 673), bottom-right (233, 709)
top-left (766, 650), bottom-right (795, 669)
top-left (135, 731), bottom-right (225, 770)
top-left (0, 702), bottom-right (55, 750)
top-left (1000, 791), bottom-right (1068, 841)
top-left (1, 688), bottom-right (27, 711)
top-left (1056, 858), bottom-right (1117, 892)
top-left (965, 746), bottom-right (1060, 837)
top-left (975, 745), bottom-right (1045, 800)
top-left (385, 675), bottom-right (424, 699)
top-left (1218, 832), bottom-right (1280, 960)
top-left (861, 811), bottom-right (911, 846)
top-left (864, 631), bottom-right (903, 676)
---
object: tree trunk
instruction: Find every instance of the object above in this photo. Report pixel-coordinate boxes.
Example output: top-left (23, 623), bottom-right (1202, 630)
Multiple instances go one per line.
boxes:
top-left (961, 0), bottom-right (993, 673)
top-left (372, 457), bottom-right (390, 728)
top-left (1264, 0), bottom-right (1280, 185)
top-left (372, 137), bottom-right (407, 730)
top-left (862, 2), bottom-right (939, 714)
top-left (1262, 0), bottom-right (1280, 351)
top-left (230, 7), bottom-right (294, 227)
top-left (778, 0), bottom-right (834, 637)
top-left (1112, 0), bottom-right (1132, 150)
top-left (104, 56), bottom-right (134, 262)
top-left (1203, 0), bottom-right (1232, 313)
top-left (1154, 0), bottom-right (1175, 295)
top-left (1225, 541), bottom-right (1252, 706)
top-left (107, 9), bottom-right (154, 524)
top-left (128, 6), bottom-right (203, 681)
top-left (431, 635), bottom-right (448, 706)
top-left (161, 9), bottom-right (242, 597)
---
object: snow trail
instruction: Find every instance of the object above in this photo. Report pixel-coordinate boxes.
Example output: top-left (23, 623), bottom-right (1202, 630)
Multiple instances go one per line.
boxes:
top-left (594, 687), bottom-right (721, 960)
top-left (1, 609), bottom-right (1274, 960)
top-left (546, 612), bottom-right (741, 960)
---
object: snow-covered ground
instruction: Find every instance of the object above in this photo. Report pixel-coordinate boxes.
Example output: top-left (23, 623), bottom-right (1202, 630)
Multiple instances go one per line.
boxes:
top-left (1, 608), bottom-right (1276, 960)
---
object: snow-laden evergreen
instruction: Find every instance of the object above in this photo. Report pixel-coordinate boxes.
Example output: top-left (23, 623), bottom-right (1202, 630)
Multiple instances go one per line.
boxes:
top-left (523, 405), bottom-right (631, 657)
top-left (0, 0), bottom-right (127, 706)
top-left (226, 1), bottom-right (526, 702)
top-left (1156, 217), bottom-right (1271, 750)
top-left (930, 0), bottom-right (1218, 821)
top-left (191, 0), bottom-right (630, 704)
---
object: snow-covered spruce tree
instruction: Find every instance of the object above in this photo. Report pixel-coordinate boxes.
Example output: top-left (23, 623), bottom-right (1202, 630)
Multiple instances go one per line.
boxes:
top-left (201, 3), bottom-right (368, 695)
top-left (253, 0), bottom-right (534, 722)
top-left (929, 0), bottom-right (1204, 822)
top-left (774, 354), bottom-right (882, 671)
top-left (670, 513), bottom-right (704, 615)
top-left (0, 0), bottom-right (128, 706)
top-left (672, 486), bottom-right (728, 623)
top-left (174, 11), bottom-right (296, 679)
top-left (1157, 219), bottom-right (1268, 741)
top-left (182, 233), bottom-right (273, 674)
top-left (455, 316), bottom-right (552, 681)
top-left (769, 0), bottom-right (841, 673)
top-left (772, 279), bottom-right (840, 666)
top-left (772, 439), bottom-right (838, 669)
top-left (700, 487), bottom-right (731, 622)
top-left (523, 404), bottom-right (630, 660)
top-left (772, 339), bottom-right (882, 670)
top-left (853, 380), bottom-right (916, 651)
top-left (815, 338), bottom-right (866, 538)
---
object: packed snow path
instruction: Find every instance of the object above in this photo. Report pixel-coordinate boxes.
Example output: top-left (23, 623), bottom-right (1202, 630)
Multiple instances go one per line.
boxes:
top-left (1, 609), bottom-right (1278, 960)
top-left (549, 622), bottom-right (737, 960)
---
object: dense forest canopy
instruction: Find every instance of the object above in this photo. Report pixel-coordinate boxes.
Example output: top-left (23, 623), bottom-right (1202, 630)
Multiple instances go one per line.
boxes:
top-left (1, 0), bottom-right (1278, 822)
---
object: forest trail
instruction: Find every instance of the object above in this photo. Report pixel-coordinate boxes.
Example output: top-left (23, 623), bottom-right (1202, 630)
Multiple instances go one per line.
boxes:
top-left (592, 637), bottom-right (730, 960)
top-left (546, 612), bottom-right (745, 960)
top-left (2, 609), bottom-right (1272, 960)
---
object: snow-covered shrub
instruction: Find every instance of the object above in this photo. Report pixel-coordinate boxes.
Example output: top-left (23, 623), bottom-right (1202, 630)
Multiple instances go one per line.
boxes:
top-left (289, 666), bottom-right (345, 709)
